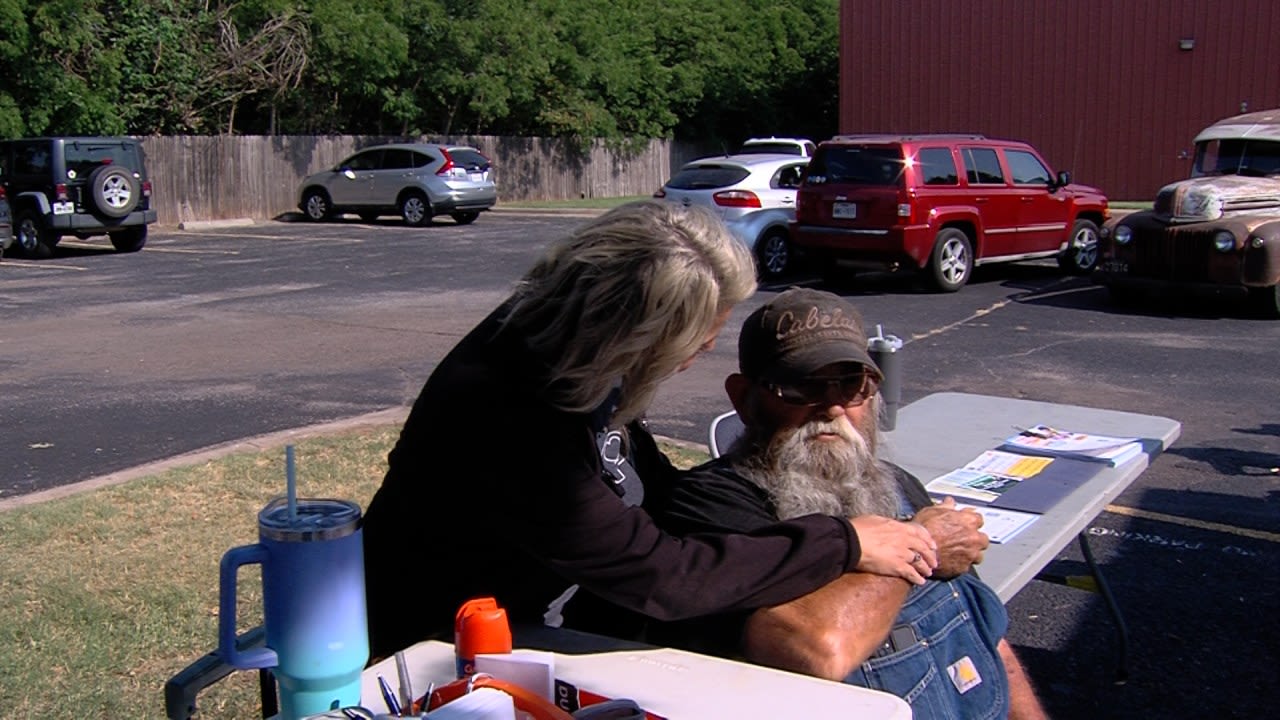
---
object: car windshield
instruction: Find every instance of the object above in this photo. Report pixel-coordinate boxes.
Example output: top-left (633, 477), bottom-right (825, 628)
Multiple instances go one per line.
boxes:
top-left (740, 143), bottom-right (804, 156)
top-left (1192, 138), bottom-right (1280, 177)
top-left (665, 164), bottom-right (751, 190)
top-left (806, 146), bottom-right (904, 186)
top-left (64, 141), bottom-right (140, 179)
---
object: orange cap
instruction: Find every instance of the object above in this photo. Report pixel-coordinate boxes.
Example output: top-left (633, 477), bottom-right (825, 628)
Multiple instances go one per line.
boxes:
top-left (454, 597), bottom-right (513, 676)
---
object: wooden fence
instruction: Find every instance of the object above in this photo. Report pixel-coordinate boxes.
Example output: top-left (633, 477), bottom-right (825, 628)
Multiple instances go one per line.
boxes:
top-left (140, 135), bottom-right (712, 225)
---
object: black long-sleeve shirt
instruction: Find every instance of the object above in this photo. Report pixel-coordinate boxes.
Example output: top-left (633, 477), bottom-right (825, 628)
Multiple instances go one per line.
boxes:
top-left (361, 303), bottom-right (862, 658)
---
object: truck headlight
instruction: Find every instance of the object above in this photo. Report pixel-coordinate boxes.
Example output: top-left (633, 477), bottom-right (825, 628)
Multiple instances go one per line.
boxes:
top-left (1114, 225), bottom-right (1132, 245)
top-left (1213, 230), bottom-right (1235, 252)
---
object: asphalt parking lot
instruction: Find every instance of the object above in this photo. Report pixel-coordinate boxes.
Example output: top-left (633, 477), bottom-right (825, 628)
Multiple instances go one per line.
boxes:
top-left (1, 211), bottom-right (1276, 718)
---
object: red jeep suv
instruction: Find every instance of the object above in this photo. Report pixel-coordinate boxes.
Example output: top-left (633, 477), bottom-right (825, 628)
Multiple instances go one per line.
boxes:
top-left (791, 134), bottom-right (1110, 291)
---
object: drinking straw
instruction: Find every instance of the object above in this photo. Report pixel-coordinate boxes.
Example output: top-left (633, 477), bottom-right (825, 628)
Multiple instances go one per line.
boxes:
top-left (286, 444), bottom-right (298, 523)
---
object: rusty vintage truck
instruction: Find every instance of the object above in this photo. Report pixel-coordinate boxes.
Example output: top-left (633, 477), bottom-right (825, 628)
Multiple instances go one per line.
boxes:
top-left (1094, 108), bottom-right (1280, 318)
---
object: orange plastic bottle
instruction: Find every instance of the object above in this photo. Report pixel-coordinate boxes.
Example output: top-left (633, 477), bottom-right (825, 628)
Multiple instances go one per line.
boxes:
top-left (454, 597), bottom-right (513, 678)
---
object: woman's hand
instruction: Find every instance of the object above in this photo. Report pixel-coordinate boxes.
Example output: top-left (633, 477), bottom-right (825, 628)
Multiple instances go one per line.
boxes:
top-left (849, 515), bottom-right (939, 585)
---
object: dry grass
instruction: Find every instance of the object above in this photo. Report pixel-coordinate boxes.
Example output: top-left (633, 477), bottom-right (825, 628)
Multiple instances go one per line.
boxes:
top-left (0, 426), bottom-right (707, 717)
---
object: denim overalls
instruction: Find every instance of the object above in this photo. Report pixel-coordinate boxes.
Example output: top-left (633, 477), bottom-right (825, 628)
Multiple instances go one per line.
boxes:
top-left (844, 572), bottom-right (1011, 719)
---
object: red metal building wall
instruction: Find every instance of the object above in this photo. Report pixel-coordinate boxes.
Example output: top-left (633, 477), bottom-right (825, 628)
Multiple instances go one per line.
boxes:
top-left (838, 0), bottom-right (1280, 200)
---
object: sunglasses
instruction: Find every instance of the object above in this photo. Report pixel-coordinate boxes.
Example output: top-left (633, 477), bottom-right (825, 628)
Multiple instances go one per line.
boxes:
top-left (762, 372), bottom-right (879, 407)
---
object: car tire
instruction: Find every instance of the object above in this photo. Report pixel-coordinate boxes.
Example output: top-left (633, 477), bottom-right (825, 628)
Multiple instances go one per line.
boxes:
top-left (1250, 284), bottom-right (1280, 319)
top-left (109, 225), bottom-right (147, 253)
top-left (302, 189), bottom-right (332, 222)
top-left (14, 210), bottom-right (56, 259)
top-left (755, 228), bottom-right (791, 278)
top-left (928, 228), bottom-right (972, 292)
top-left (1058, 219), bottom-right (1100, 274)
top-left (451, 211), bottom-right (480, 225)
top-left (88, 165), bottom-right (141, 219)
top-left (400, 192), bottom-right (432, 227)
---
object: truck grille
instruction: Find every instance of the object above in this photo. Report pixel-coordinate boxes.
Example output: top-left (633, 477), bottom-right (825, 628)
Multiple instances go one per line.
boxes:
top-left (1129, 226), bottom-right (1214, 282)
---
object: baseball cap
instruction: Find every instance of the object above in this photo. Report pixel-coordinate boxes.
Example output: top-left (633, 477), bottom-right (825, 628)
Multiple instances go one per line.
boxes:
top-left (738, 287), bottom-right (883, 382)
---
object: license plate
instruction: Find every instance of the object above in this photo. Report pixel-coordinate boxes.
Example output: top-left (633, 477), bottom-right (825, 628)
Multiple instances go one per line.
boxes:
top-left (1101, 259), bottom-right (1128, 273)
top-left (468, 173), bottom-right (485, 182)
top-left (53, 201), bottom-right (74, 215)
top-left (832, 201), bottom-right (857, 219)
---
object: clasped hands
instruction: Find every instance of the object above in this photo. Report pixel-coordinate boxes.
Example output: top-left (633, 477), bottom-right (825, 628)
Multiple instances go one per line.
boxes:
top-left (851, 497), bottom-right (989, 584)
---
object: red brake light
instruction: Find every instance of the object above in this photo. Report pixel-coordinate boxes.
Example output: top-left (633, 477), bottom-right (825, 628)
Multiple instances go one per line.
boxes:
top-left (0, 186), bottom-right (6, 200)
top-left (55, 183), bottom-right (70, 201)
top-left (713, 190), bottom-right (762, 208)
top-left (436, 149), bottom-right (456, 176)
top-left (142, 180), bottom-right (152, 197)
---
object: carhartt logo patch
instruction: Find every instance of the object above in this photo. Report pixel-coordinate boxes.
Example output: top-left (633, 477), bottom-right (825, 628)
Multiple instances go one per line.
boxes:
top-left (947, 655), bottom-right (982, 694)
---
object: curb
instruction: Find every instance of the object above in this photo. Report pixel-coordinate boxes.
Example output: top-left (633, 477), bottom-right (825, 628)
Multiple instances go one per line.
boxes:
top-left (178, 218), bottom-right (256, 231)
top-left (0, 406), bottom-right (711, 512)
top-left (0, 407), bottom-right (411, 512)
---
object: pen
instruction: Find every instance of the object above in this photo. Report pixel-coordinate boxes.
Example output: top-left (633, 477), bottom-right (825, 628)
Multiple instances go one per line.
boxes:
top-left (1013, 425), bottom-right (1052, 439)
top-left (394, 651), bottom-right (413, 715)
top-left (378, 674), bottom-right (403, 716)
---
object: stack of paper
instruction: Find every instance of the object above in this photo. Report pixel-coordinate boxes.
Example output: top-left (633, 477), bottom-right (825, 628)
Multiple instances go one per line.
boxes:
top-left (425, 687), bottom-right (515, 719)
top-left (1000, 425), bottom-right (1143, 466)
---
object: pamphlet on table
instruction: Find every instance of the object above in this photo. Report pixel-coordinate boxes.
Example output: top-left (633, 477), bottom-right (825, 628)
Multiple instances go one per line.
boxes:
top-left (1000, 425), bottom-right (1143, 466)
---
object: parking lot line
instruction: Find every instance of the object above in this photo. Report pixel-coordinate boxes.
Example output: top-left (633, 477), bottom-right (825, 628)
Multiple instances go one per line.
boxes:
top-left (0, 260), bottom-right (88, 271)
top-left (1105, 503), bottom-right (1280, 543)
top-left (145, 246), bottom-right (241, 255)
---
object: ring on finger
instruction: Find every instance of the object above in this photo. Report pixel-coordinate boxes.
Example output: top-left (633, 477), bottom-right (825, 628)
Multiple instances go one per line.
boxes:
top-left (911, 552), bottom-right (922, 563)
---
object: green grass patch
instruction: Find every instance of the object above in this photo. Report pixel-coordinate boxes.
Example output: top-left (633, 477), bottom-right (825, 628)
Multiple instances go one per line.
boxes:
top-left (0, 426), bottom-right (707, 717)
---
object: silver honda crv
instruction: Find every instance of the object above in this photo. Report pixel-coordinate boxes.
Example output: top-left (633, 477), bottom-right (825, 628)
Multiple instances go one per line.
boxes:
top-left (297, 143), bottom-right (497, 226)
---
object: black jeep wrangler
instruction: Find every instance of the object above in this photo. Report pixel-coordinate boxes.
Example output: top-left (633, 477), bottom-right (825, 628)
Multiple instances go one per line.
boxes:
top-left (0, 137), bottom-right (157, 258)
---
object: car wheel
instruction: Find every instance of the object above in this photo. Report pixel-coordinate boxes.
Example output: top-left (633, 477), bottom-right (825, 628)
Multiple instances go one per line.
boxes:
top-left (1058, 219), bottom-right (1100, 274)
top-left (928, 228), bottom-right (972, 292)
top-left (302, 189), bottom-right (332, 222)
top-left (1250, 284), bottom-right (1280, 319)
top-left (400, 192), bottom-right (431, 226)
top-left (88, 165), bottom-right (141, 219)
top-left (14, 210), bottom-right (56, 259)
top-left (451, 211), bottom-right (480, 225)
top-left (109, 225), bottom-right (147, 253)
top-left (756, 228), bottom-right (791, 278)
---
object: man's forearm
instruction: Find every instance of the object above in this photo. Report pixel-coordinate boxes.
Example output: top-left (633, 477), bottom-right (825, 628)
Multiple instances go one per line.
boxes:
top-left (740, 573), bottom-right (911, 681)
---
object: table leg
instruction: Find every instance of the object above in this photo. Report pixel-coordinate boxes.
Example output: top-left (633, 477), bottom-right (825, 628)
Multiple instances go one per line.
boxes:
top-left (1078, 532), bottom-right (1129, 685)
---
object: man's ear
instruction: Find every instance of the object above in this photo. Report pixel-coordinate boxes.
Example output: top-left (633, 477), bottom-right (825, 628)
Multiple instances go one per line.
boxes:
top-left (725, 373), bottom-right (753, 420)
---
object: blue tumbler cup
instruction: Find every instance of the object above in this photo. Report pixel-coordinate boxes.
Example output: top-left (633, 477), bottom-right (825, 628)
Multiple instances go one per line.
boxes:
top-left (218, 497), bottom-right (369, 720)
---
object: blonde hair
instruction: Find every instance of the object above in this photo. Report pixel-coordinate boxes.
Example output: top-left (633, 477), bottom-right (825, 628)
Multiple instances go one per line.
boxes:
top-left (503, 200), bottom-right (757, 423)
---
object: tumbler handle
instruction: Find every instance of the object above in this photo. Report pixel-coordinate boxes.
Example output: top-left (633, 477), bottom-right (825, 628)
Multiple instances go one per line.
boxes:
top-left (218, 543), bottom-right (279, 669)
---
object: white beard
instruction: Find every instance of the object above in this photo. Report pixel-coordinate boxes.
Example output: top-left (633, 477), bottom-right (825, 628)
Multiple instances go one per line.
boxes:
top-left (732, 413), bottom-right (903, 520)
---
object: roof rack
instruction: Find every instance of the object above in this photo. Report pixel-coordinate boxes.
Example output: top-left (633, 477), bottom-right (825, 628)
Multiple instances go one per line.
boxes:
top-left (829, 133), bottom-right (987, 141)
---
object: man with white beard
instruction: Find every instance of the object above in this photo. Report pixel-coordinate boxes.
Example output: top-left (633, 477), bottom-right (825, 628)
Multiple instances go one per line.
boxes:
top-left (644, 288), bottom-right (1048, 720)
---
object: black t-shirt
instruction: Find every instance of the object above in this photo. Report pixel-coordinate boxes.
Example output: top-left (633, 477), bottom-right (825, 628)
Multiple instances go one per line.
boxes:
top-left (360, 302), bottom-right (865, 658)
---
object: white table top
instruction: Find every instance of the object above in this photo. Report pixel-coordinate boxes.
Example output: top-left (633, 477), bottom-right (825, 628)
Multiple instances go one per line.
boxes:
top-left (360, 639), bottom-right (911, 719)
top-left (880, 391), bottom-right (1181, 602)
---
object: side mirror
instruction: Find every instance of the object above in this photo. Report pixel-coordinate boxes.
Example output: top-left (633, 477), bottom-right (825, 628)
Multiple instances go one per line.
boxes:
top-left (1057, 170), bottom-right (1071, 187)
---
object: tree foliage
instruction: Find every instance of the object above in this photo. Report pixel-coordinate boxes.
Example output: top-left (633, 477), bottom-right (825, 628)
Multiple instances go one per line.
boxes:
top-left (0, 0), bottom-right (839, 146)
